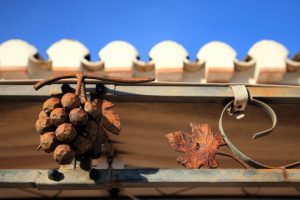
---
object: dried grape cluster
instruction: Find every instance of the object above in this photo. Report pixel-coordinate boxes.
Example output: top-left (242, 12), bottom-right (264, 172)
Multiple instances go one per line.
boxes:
top-left (36, 91), bottom-right (121, 165)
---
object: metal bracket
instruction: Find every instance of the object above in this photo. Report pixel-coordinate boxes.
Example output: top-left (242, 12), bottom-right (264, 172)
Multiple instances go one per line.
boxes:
top-left (224, 84), bottom-right (278, 140)
top-left (228, 85), bottom-right (249, 119)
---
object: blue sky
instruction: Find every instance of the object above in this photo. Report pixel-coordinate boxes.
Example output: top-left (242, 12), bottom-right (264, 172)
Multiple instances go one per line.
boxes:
top-left (0, 0), bottom-right (299, 60)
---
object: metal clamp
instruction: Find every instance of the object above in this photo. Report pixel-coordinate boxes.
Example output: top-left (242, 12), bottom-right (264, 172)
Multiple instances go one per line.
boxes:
top-left (227, 85), bottom-right (249, 119)
top-left (219, 85), bottom-right (278, 168)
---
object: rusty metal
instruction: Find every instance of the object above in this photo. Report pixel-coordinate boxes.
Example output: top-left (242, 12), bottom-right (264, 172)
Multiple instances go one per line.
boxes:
top-left (33, 72), bottom-right (155, 90)
top-left (61, 92), bottom-right (81, 110)
top-left (35, 116), bottom-right (52, 134)
top-left (84, 100), bottom-right (100, 118)
top-left (53, 144), bottom-right (75, 165)
top-left (219, 86), bottom-right (300, 169)
top-left (72, 135), bottom-right (92, 155)
top-left (166, 123), bottom-right (226, 169)
top-left (33, 72), bottom-right (154, 168)
top-left (55, 123), bottom-right (77, 143)
top-left (166, 123), bottom-right (249, 169)
top-left (167, 85), bottom-right (300, 170)
top-left (42, 97), bottom-right (61, 114)
top-left (69, 108), bottom-right (89, 126)
top-left (0, 75), bottom-right (300, 188)
top-left (219, 101), bottom-right (300, 169)
top-left (38, 132), bottom-right (58, 153)
top-left (49, 107), bottom-right (68, 127)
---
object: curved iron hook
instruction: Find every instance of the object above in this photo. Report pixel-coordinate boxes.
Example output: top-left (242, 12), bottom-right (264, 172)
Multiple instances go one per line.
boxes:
top-left (219, 97), bottom-right (300, 169)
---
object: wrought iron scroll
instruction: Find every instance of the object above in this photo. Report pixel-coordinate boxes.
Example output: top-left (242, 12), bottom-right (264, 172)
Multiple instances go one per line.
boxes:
top-left (166, 86), bottom-right (300, 170)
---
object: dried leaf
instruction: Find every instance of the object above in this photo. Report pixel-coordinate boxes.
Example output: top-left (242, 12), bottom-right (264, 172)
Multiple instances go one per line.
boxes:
top-left (102, 100), bottom-right (114, 110)
top-left (94, 99), bottom-right (121, 135)
top-left (102, 109), bottom-right (121, 134)
top-left (166, 123), bottom-right (225, 169)
top-left (96, 126), bottom-right (109, 144)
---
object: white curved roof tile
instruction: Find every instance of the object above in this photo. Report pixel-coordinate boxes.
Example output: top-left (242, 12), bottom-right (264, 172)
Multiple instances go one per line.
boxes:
top-left (99, 41), bottom-right (138, 71)
top-left (197, 41), bottom-right (237, 64)
top-left (0, 38), bottom-right (299, 85)
top-left (47, 39), bottom-right (89, 70)
top-left (248, 40), bottom-right (288, 83)
top-left (248, 40), bottom-right (289, 63)
top-left (197, 41), bottom-right (237, 82)
top-left (149, 40), bottom-right (188, 70)
top-left (0, 39), bottom-right (37, 68)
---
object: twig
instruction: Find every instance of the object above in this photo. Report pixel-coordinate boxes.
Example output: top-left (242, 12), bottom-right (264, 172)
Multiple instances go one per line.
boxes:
top-left (34, 72), bottom-right (154, 91)
top-left (216, 150), bottom-right (250, 169)
top-left (282, 161), bottom-right (300, 169)
top-left (80, 78), bottom-right (87, 103)
top-left (75, 73), bottom-right (84, 96)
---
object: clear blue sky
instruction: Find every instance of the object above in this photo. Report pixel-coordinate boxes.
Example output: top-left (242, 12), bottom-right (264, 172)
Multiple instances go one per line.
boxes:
top-left (0, 0), bottom-right (299, 60)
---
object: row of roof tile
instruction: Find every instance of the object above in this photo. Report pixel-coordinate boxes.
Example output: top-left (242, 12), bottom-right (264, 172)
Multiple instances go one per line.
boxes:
top-left (0, 39), bottom-right (299, 84)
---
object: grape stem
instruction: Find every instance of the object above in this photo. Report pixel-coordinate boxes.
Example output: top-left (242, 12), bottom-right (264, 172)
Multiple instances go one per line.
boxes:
top-left (33, 72), bottom-right (154, 90)
top-left (216, 150), bottom-right (250, 169)
top-left (75, 73), bottom-right (87, 103)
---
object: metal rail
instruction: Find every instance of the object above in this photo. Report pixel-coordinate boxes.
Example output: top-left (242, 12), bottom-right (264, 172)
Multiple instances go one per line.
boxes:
top-left (0, 81), bottom-right (299, 103)
top-left (0, 169), bottom-right (300, 189)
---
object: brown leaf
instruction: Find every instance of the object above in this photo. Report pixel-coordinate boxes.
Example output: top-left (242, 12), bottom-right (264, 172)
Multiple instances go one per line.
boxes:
top-left (95, 99), bottom-right (121, 135)
top-left (102, 100), bottom-right (114, 110)
top-left (96, 126), bottom-right (109, 144)
top-left (102, 109), bottom-right (121, 135)
top-left (96, 99), bottom-right (114, 114)
top-left (166, 123), bottom-right (225, 169)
